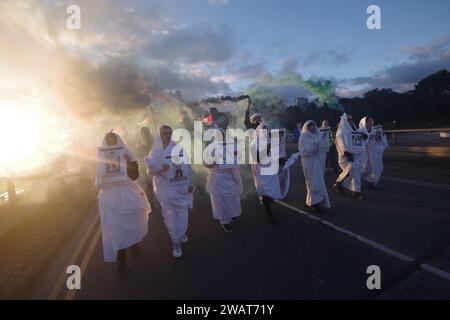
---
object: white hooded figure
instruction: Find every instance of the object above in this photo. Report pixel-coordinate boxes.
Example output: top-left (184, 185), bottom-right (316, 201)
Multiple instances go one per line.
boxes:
top-left (145, 125), bottom-right (194, 258)
top-left (333, 113), bottom-right (368, 200)
top-left (250, 123), bottom-right (298, 225)
top-left (204, 130), bottom-right (243, 233)
top-left (359, 117), bottom-right (388, 188)
top-left (95, 132), bottom-right (151, 266)
top-left (298, 121), bottom-right (331, 211)
top-left (317, 121), bottom-right (331, 173)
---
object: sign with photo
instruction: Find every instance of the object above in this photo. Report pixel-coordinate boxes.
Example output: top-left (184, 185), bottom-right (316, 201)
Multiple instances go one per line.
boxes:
top-left (98, 146), bottom-right (128, 185)
top-left (351, 131), bottom-right (366, 152)
top-left (165, 151), bottom-right (189, 184)
top-left (372, 125), bottom-right (384, 144)
top-left (319, 128), bottom-right (330, 153)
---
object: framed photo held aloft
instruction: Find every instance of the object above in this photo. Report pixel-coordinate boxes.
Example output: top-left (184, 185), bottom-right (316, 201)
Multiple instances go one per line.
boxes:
top-left (97, 146), bottom-right (128, 185)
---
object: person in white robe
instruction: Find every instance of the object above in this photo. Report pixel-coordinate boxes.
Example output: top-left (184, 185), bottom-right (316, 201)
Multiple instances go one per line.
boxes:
top-left (317, 120), bottom-right (331, 173)
top-left (333, 113), bottom-right (369, 200)
top-left (95, 131), bottom-right (151, 274)
top-left (146, 125), bottom-right (194, 258)
top-left (359, 116), bottom-right (388, 190)
top-left (205, 131), bottom-right (243, 233)
top-left (250, 123), bottom-right (299, 225)
top-left (298, 121), bottom-right (331, 212)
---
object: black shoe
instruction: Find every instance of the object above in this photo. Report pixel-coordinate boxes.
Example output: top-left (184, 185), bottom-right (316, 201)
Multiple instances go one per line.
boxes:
top-left (117, 263), bottom-right (131, 279)
top-left (353, 192), bottom-right (368, 200)
top-left (267, 215), bottom-right (279, 226)
top-left (232, 217), bottom-right (239, 222)
top-left (333, 182), bottom-right (345, 195)
top-left (130, 244), bottom-right (140, 259)
top-left (221, 224), bottom-right (233, 233)
top-left (308, 204), bottom-right (322, 213)
top-left (372, 184), bottom-right (382, 191)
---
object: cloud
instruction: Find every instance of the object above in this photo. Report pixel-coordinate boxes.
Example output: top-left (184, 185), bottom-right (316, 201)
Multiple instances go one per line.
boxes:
top-left (304, 49), bottom-right (351, 67)
top-left (144, 22), bottom-right (235, 64)
top-left (149, 64), bottom-right (232, 100)
top-left (401, 36), bottom-right (450, 62)
top-left (278, 57), bottom-right (300, 74)
top-left (0, 0), bottom-right (238, 114)
top-left (208, 0), bottom-right (230, 5)
top-left (221, 63), bottom-right (267, 82)
top-left (347, 39), bottom-right (450, 92)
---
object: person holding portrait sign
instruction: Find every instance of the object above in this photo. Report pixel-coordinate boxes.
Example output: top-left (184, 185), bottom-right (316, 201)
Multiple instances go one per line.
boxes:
top-left (333, 113), bottom-right (369, 200)
top-left (250, 123), bottom-right (298, 226)
top-left (204, 129), bottom-right (243, 233)
top-left (318, 122), bottom-right (330, 173)
top-left (146, 125), bottom-right (195, 258)
top-left (96, 131), bottom-right (151, 276)
top-left (298, 121), bottom-right (331, 212)
top-left (359, 117), bottom-right (389, 190)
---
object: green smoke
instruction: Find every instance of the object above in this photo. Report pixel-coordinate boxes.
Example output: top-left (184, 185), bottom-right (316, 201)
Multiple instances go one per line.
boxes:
top-left (303, 78), bottom-right (343, 111)
top-left (245, 72), bottom-right (343, 111)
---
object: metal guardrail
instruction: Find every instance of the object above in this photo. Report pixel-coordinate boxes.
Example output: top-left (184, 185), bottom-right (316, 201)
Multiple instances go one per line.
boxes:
top-left (288, 128), bottom-right (450, 145)
top-left (384, 128), bottom-right (450, 145)
top-left (0, 160), bottom-right (68, 208)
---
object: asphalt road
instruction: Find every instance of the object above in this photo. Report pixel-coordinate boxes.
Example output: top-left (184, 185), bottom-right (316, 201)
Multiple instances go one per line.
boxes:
top-left (49, 163), bottom-right (450, 300)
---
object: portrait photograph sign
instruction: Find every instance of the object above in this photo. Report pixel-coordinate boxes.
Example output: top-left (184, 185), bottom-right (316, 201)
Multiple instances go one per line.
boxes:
top-left (351, 131), bottom-right (366, 152)
top-left (165, 151), bottom-right (189, 185)
top-left (372, 125), bottom-right (384, 145)
top-left (98, 146), bottom-right (127, 185)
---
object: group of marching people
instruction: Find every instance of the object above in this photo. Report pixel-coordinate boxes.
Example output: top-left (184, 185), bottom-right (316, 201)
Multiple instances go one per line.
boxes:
top-left (95, 108), bottom-right (388, 275)
top-left (297, 112), bottom-right (389, 213)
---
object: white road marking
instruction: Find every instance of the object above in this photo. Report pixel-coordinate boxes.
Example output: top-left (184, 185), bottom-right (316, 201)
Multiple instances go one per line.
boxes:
top-left (275, 200), bottom-right (450, 282)
top-left (294, 163), bottom-right (450, 190)
top-left (420, 263), bottom-right (450, 281)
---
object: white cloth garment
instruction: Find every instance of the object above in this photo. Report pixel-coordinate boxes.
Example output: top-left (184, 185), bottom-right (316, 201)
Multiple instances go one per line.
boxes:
top-left (95, 132), bottom-right (151, 262)
top-left (250, 123), bottom-right (294, 200)
top-left (317, 127), bottom-right (330, 172)
top-left (359, 117), bottom-right (388, 185)
top-left (145, 126), bottom-right (194, 244)
top-left (335, 113), bottom-right (366, 192)
top-left (207, 165), bottom-right (243, 224)
top-left (298, 121), bottom-right (331, 208)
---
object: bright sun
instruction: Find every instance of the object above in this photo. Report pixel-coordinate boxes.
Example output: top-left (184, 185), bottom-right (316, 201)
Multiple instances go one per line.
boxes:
top-left (0, 106), bottom-right (42, 174)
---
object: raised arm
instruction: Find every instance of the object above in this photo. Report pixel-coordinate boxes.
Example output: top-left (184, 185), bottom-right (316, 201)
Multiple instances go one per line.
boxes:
top-left (244, 97), bottom-right (252, 129)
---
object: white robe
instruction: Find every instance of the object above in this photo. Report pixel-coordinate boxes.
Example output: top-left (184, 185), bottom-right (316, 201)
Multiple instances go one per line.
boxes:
top-left (146, 138), bottom-right (193, 244)
top-left (207, 166), bottom-right (243, 224)
top-left (359, 117), bottom-right (389, 185)
top-left (298, 121), bottom-right (331, 208)
top-left (96, 134), bottom-right (151, 262)
top-left (318, 128), bottom-right (330, 173)
top-left (335, 114), bottom-right (366, 193)
top-left (250, 124), bottom-right (291, 200)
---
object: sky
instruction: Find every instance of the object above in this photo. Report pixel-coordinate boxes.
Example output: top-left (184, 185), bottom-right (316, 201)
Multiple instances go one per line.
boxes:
top-left (0, 0), bottom-right (449, 174)
top-left (0, 0), bottom-right (449, 103)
